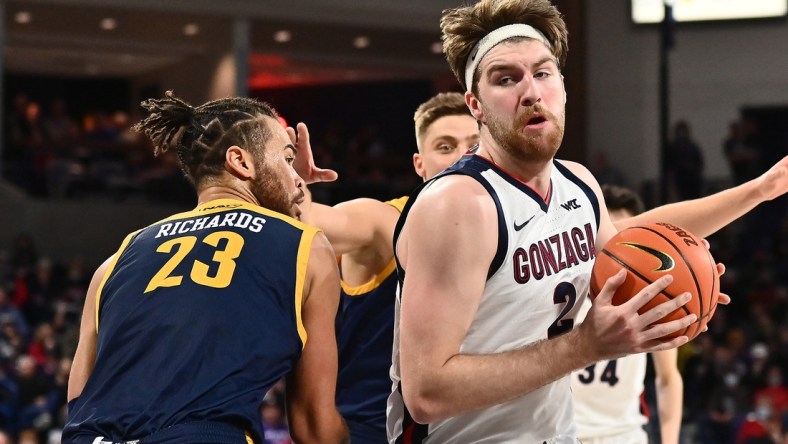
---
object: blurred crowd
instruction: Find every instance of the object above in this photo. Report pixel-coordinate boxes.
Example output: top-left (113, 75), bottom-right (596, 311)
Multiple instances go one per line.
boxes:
top-left (1, 94), bottom-right (420, 206)
top-left (0, 94), bottom-right (786, 444)
top-left (677, 209), bottom-right (788, 444)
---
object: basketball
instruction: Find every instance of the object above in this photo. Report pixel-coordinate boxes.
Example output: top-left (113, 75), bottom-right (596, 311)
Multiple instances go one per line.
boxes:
top-left (590, 222), bottom-right (720, 341)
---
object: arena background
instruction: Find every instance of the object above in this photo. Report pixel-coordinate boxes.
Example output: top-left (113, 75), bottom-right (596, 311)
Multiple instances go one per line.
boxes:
top-left (0, 1), bottom-right (785, 443)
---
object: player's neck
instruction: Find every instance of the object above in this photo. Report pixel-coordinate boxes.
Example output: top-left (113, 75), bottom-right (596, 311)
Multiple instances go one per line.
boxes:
top-left (197, 185), bottom-right (260, 207)
top-left (476, 142), bottom-right (552, 196)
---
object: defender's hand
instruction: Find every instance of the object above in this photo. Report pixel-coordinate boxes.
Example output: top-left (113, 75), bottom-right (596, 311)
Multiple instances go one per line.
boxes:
top-left (287, 122), bottom-right (338, 185)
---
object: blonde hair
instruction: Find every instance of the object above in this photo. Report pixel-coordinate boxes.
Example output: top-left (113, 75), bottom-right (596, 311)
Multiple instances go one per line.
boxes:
top-left (414, 92), bottom-right (471, 144)
top-left (441, 0), bottom-right (568, 92)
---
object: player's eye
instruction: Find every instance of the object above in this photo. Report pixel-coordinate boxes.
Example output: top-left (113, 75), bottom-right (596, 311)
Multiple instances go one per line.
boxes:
top-left (499, 76), bottom-right (515, 85)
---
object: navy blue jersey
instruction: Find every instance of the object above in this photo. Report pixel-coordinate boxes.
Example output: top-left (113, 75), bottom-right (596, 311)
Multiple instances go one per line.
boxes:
top-left (335, 196), bottom-right (406, 442)
top-left (64, 199), bottom-right (320, 444)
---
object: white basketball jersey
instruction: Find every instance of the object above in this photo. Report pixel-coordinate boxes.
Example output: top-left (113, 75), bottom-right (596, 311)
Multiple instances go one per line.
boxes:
top-left (571, 298), bottom-right (648, 440)
top-left (388, 155), bottom-right (601, 443)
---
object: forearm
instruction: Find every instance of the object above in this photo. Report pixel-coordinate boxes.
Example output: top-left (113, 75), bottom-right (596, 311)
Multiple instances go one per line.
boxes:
top-left (655, 372), bottom-right (683, 444)
top-left (404, 328), bottom-right (594, 423)
top-left (621, 180), bottom-right (764, 237)
top-left (289, 413), bottom-right (348, 444)
top-left (301, 187), bottom-right (392, 256)
top-left (300, 187), bottom-right (354, 254)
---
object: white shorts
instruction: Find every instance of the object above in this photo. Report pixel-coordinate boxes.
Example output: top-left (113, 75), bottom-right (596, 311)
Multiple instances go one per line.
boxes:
top-left (579, 427), bottom-right (647, 444)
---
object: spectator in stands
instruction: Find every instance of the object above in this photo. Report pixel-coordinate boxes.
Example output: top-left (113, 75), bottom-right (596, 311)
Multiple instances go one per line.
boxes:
top-left (14, 355), bottom-right (54, 433)
top-left (0, 367), bottom-right (19, 434)
top-left (0, 289), bottom-right (30, 342)
top-left (723, 119), bottom-right (761, 186)
top-left (666, 120), bottom-right (705, 200)
top-left (9, 236), bottom-right (37, 274)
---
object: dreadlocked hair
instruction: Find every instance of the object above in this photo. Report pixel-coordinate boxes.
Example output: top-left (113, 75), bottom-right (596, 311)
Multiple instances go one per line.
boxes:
top-left (133, 90), bottom-right (278, 185)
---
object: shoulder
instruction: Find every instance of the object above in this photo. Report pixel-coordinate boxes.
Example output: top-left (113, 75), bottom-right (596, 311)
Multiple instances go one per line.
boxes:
top-left (307, 230), bottom-right (334, 260)
top-left (90, 255), bottom-right (116, 288)
top-left (411, 175), bottom-right (496, 219)
top-left (404, 175), bottom-right (498, 247)
top-left (304, 232), bottom-right (340, 290)
top-left (555, 159), bottom-right (604, 206)
top-left (556, 159), bottom-right (595, 183)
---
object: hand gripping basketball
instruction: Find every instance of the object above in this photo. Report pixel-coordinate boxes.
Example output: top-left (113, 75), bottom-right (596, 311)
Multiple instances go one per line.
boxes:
top-left (590, 222), bottom-right (721, 341)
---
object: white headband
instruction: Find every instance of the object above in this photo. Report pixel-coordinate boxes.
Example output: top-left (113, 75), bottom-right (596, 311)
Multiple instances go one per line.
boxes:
top-left (464, 23), bottom-right (552, 92)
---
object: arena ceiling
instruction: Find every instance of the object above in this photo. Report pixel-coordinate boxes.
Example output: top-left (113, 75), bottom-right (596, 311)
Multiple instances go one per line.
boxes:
top-left (4, 0), bottom-right (462, 87)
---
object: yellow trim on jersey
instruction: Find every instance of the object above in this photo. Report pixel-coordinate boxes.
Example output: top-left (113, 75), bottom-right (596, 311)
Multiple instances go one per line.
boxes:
top-left (386, 195), bottom-right (408, 213)
top-left (295, 226), bottom-right (319, 348)
top-left (337, 196), bottom-right (404, 296)
top-left (94, 229), bottom-right (141, 333)
top-left (245, 431), bottom-right (254, 444)
top-left (141, 198), bottom-right (313, 232)
top-left (340, 259), bottom-right (396, 296)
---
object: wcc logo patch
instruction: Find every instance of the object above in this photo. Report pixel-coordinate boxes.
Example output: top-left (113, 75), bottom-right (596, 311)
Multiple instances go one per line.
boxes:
top-left (561, 199), bottom-right (582, 211)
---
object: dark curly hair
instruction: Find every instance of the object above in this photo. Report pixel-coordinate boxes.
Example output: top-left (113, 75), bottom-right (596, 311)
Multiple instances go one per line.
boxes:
top-left (133, 91), bottom-right (278, 185)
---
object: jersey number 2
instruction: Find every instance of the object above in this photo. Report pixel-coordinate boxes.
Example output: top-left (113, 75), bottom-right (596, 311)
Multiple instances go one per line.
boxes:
top-left (145, 231), bottom-right (244, 293)
top-left (547, 282), bottom-right (577, 338)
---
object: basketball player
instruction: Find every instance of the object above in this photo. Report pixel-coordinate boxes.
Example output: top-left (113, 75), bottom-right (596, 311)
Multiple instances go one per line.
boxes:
top-left (290, 80), bottom-right (787, 442)
top-left (64, 92), bottom-right (348, 444)
top-left (293, 92), bottom-right (478, 443)
top-left (386, 0), bottom-right (724, 442)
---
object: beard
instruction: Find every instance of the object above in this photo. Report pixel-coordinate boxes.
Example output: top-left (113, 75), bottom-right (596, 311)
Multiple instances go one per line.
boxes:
top-left (484, 103), bottom-right (565, 164)
top-left (250, 159), bottom-right (303, 218)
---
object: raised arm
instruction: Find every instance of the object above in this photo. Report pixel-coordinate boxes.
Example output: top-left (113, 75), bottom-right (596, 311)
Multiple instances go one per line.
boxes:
top-left (618, 155), bottom-right (788, 237)
top-left (397, 175), bottom-right (694, 423)
top-left (285, 231), bottom-right (348, 444)
top-left (68, 256), bottom-right (113, 403)
top-left (300, 187), bottom-right (400, 256)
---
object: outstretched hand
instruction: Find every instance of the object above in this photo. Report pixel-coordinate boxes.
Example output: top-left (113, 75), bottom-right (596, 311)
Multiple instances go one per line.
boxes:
top-left (754, 155), bottom-right (788, 201)
top-left (287, 122), bottom-right (339, 185)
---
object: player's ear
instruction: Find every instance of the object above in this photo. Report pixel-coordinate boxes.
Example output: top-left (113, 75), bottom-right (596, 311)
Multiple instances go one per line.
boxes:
top-left (226, 146), bottom-right (254, 179)
top-left (413, 152), bottom-right (426, 180)
top-left (562, 74), bottom-right (567, 104)
top-left (465, 91), bottom-right (484, 123)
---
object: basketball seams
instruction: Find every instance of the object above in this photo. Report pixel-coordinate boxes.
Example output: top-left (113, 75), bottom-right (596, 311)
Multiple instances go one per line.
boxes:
top-left (600, 249), bottom-right (693, 322)
top-left (635, 226), bottom-right (707, 322)
top-left (601, 248), bottom-right (692, 338)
